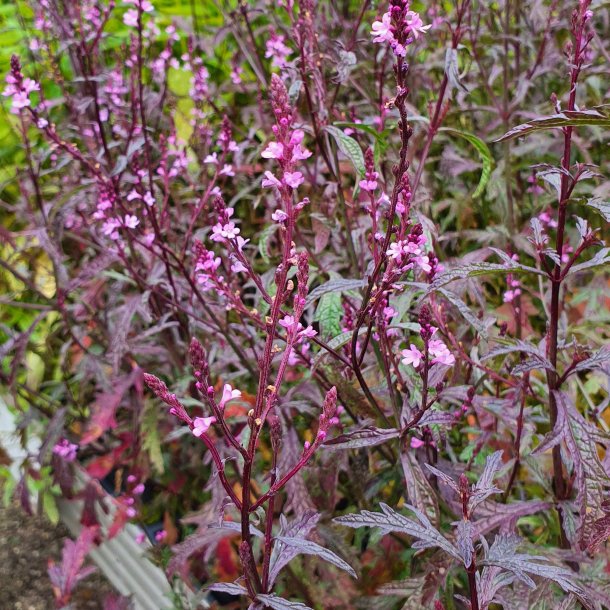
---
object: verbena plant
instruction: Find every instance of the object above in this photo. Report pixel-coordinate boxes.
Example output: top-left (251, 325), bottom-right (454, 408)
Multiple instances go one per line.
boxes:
top-left (1, 0), bottom-right (609, 608)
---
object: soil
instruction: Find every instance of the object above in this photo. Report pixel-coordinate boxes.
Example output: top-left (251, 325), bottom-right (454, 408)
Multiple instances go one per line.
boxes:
top-left (0, 476), bottom-right (117, 610)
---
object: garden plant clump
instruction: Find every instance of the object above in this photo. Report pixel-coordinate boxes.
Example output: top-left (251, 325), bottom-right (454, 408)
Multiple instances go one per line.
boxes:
top-left (1, 0), bottom-right (610, 608)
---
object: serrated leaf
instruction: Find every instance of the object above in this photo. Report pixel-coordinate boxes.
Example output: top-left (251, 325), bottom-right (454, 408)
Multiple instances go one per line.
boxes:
top-left (255, 594), bottom-right (313, 610)
top-left (274, 535), bottom-right (356, 578)
top-left (305, 278), bottom-right (365, 308)
top-left (400, 451), bottom-right (440, 526)
top-left (481, 534), bottom-right (590, 603)
top-left (313, 292), bottom-right (343, 337)
top-left (568, 247), bottom-right (610, 275)
top-left (585, 197), bottom-right (610, 222)
top-left (534, 392), bottom-right (610, 548)
top-left (435, 287), bottom-right (490, 338)
top-left (208, 582), bottom-right (248, 596)
top-left (495, 110), bottom-right (610, 142)
top-left (325, 427), bottom-right (400, 450)
top-left (335, 503), bottom-right (461, 561)
top-left (325, 125), bottom-right (366, 176)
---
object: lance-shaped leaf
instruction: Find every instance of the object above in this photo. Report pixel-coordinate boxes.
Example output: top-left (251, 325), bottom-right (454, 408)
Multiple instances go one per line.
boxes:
top-left (495, 109), bottom-right (610, 142)
top-left (255, 594), bottom-right (314, 610)
top-left (482, 341), bottom-right (554, 372)
top-left (469, 450), bottom-right (504, 513)
top-left (481, 535), bottom-right (591, 604)
top-left (534, 392), bottom-right (610, 549)
top-left (324, 426), bottom-right (400, 450)
top-left (324, 125), bottom-right (366, 176)
top-left (267, 511), bottom-right (320, 586)
top-left (335, 503), bottom-right (462, 561)
top-left (304, 278), bottom-right (366, 308)
top-left (568, 247), bottom-right (610, 275)
top-left (273, 536), bottom-right (356, 578)
top-left (400, 451), bottom-right (440, 526)
top-left (456, 520), bottom-right (475, 568)
top-left (434, 287), bottom-right (491, 339)
top-left (208, 582), bottom-right (248, 596)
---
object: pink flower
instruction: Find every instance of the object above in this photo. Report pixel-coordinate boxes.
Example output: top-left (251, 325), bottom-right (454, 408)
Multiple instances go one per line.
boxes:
top-left (155, 530), bottom-right (167, 542)
top-left (204, 152), bottom-right (218, 164)
top-left (218, 384), bottom-right (241, 410)
top-left (143, 191), bottom-right (155, 206)
top-left (127, 189), bottom-right (141, 201)
top-left (432, 350), bottom-right (455, 366)
top-left (298, 325), bottom-right (317, 339)
top-left (401, 345), bottom-right (423, 368)
top-left (284, 171), bottom-right (304, 189)
top-left (414, 255), bottom-right (432, 273)
top-left (133, 483), bottom-right (145, 494)
top-left (291, 145), bottom-right (312, 161)
top-left (124, 214), bottom-right (139, 229)
top-left (371, 12), bottom-right (394, 43)
top-left (279, 314), bottom-right (297, 330)
top-left (359, 178), bottom-right (378, 192)
top-left (123, 8), bottom-right (139, 27)
top-left (262, 141), bottom-right (284, 159)
top-left (271, 209), bottom-right (288, 223)
top-left (262, 171), bottom-right (282, 188)
top-left (53, 439), bottom-right (78, 461)
top-left (135, 533), bottom-right (146, 544)
top-left (192, 416), bottom-right (216, 437)
top-left (220, 164), bottom-right (234, 177)
top-left (405, 11), bottom-right (431, 39)
top-left (410, 437), bottom-right (425, 449)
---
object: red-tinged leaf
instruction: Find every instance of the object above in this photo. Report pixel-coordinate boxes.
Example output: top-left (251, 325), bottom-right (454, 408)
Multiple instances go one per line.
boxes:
top-left (78, 480), bottom-right (104, 529)
top-left (107, 503), bottom-right (130, 540)
top-left (48, 526), bottom-right (99, 607)
top-left (103, 593), bottom-right (133, 610)
top-left (534, 392), bottom-right (610, 549)
top-left (85, 441), bottom-right (129, 479)
top-left (81, 371), bottom-right (140, 445)
top-left (400, 451), bottom-right (440, 526)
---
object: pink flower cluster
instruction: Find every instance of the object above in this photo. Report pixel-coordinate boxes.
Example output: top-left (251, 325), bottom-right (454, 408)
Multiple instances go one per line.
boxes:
top-left (52, 439), bottom-right (78, 462)
top-left (123, 0), bottom-right (154, 28)
top-left (3, 55), bottom-right (39, 114)
top-left (371, 0), bottom-right (430, 57)
top-left (401, 307), bottom-right (455, 369)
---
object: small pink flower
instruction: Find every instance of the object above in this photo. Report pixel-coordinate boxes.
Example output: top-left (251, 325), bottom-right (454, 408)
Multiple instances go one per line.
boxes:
top-left (405, 11), bottom-right (431, 39)
top-left (192, 416), bottom-right (216, 437)
top-left (133, 483), bottom-right (145, 495)
top-left (135, 533), bottom-right (146, 544)
top-left (359, 178), bottom-right (378, 192)
top-left (204, 152), bottom-right (218, 164)
top-left (284, 171), bottom-right (304, 189)
top-left (298, 325), bottom-right (317, 339)
top-left (262, 141), bottom-right (284, 159)
top-left (143, 191), bottom-right (155, 206)
top-left (53, 439), bottom-right (78, 461)
top-left (124, 214), bottom-right (139, 229)
top-left (271, 209), bottom-right (288, 223)
top-left (410, 437), bottom-right (425, 449)
top-left (401, 345), bottom-right (423, 368)
top-left (279, 314), bottom-right (297, 329)
top-left (432, 350), bottom-right (455, 366)
top-left (155, 530), bottom-right (167, 542)
top-left (218, 383), bottom-right (241, 410)
top-left (127, 189), bottom-right (141, 201)
top-left (371, 12), bottom-right (394, 43)
top-left (262, 171), bottom-right (282, 188)
top-left (123, 8), bottom-right (139, 27)
top-left (220, 164), bottom-right (234, 177)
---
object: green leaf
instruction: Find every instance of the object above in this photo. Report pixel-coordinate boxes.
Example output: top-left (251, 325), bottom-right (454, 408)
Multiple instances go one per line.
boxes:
top-left (440, 128), bottom-right (493, 198)
top-left (585, 197), bottom-right (610, 222)
top-left (314, 292), bottom-right (342, 338)
top-left (324, 125), bottom-right (365, 176)
top-left (258, 223), bottom-right (279, 264)
top-left (142, 402), bottom-right (165, 474)
top-left (43, 491), bottom-right (60, 526)
top-left (495, 110), bottom-right (610, 142)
